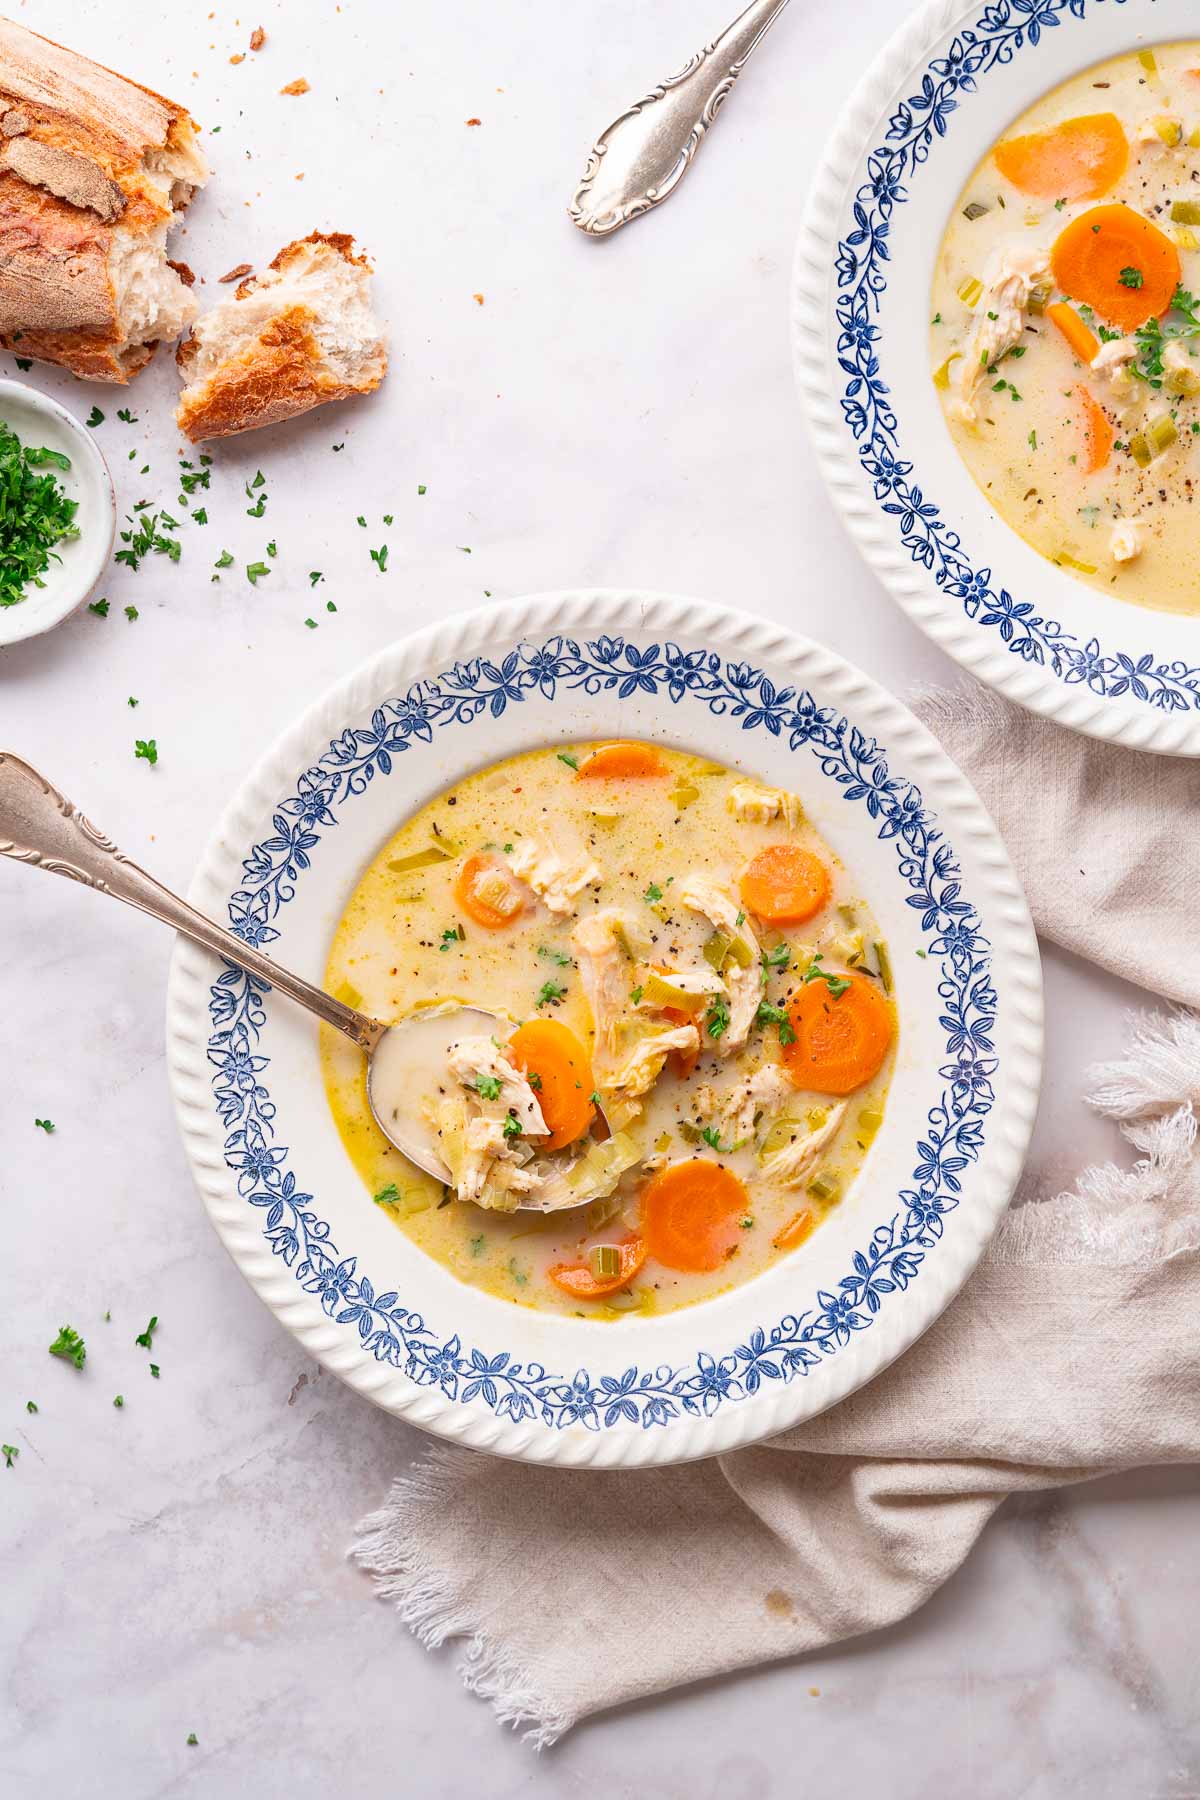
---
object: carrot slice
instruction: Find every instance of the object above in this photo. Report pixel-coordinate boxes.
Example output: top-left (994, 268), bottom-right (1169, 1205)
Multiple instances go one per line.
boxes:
top-left (549, 1234), bottom-right (646, 1300)
top-left (509, 1018), bottom-right (596, 1152)
top-left (783, 974), bottom-right (894, 1096)
top-left (772, 1209), bottom-right (815, 1252)
top-left (576, 742), bottom-right (666, 779)
top-left (661, 1005), bottom-right (700, 1079)
top-left (453, 852), bottom-right (524, 930)
top-left (1051, 203), bottom-right (1180, 331)
top-left (641, 1160), bottom-right (750, 1273)
top-left (740, 843), bottom-right (831, 925)
top-left (1046, 300), bottom-right (1099, 364)
top-left (993, 112), bottom-right (1128, 201)
top-left (1076, 384), bottom-right (1114, 473)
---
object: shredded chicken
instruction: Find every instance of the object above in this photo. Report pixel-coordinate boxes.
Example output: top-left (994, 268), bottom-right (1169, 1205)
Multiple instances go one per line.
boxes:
top-left (572, 908), bottom-right (635, 1067)
top-left (1110, 518), bottom-right (1143, 563)
top-left (440, 1034), bottom-right (548, 1206)
top-left (505, 837), bottom-right (602, 916)
top-left (1090, 334), bottom-right (1138, 397)
top-left (609, 1023), bottom-right (700, 1097)
top-left (631, 964), bottom-right (724, 1007)
top-left (695, 1063), bottom-right (794, 1142)
top-left (954, 240), bottom-right (1051, 424)
top-left (758, 1103), bottom-right (847, 1190)
top-left (447, 1035), bottom-right (548, 1136)
top-left (678, 872), bottom-right (762, 1053)
top-left (726, 782), bottom-right (804, 829)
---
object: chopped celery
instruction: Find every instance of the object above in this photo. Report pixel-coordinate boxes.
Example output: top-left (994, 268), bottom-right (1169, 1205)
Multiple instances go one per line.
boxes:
top-left (858, 1106), bottom-right (885, 1143)
top-left (805, 1107), bottom-right (829, 1131)
top-left (1028, 284), bottom-right (1051, 316)
top-left (1153, 116), bottom-right (1181, 146)
top-left (807, 1172), bottom-right (841, 1203)
top-left (1165, 361), bottom-right (1200, 396)
top-left (874, 940), bottom-right (893, 994)
top-left (388, 843), bottom-right (453, 873)
top-left (654, 1132), bottom-right (672, 1155)
top-left (703, 930), bottom-right (731, 971)
top-left (670, 782), bottom-right (700, 810)
top-left (725, 935), bottom-right (755, 970)
top-left (837, 903), bottom-right (858, 927)
top-left (1171, 199), bottom-right (1200, 226)
top-left (1055, 550), bottom-right (1099, 574)
top-left (587, 810), bottom-right (621, 828)
top-left (1191, 126), bottom-right (1200, 150)
top-left (590, 1245), bottom-right (621, 1280)
top-left (1174, 227), bottom-right (1199, 252)
top-left (1128, 432), bottom-right (1152, 468)
top-left (1138, 49), bottom-right (1157, 73)
top-left (1147, 413), bottom-right (1178, 453)
top-left (334, 980), bottom-right (363, 1009)
top-left (957, 276), bottom-right (984, 308)
top-left (758, 1117), bottom-right (800, 1161)
top-left (642, 969), bottom-right (707, 1012)
top-left (679, 1120), bottom-right (703, 1145)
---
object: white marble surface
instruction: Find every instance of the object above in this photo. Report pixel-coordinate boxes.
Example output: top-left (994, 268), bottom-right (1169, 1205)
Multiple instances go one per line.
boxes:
top-left (2, 0), bottom-right (1197, 1792)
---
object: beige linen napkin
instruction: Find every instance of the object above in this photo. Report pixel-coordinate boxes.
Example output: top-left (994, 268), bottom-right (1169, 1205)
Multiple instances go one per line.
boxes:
top-left (352, 686), bottom-right (1200, 1744)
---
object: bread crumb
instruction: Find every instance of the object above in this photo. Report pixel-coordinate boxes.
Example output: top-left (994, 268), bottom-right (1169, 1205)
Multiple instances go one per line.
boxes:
top-left (229, 52), bottom-right (245, 64)
top-left (219, 262), bottom-right (253, 282)
top-left (249, 25), bottom-right (265, 49)
top-left (466, 117), bottom-right (481, 126)
top-left (473, 293), bottom-right (484, 305)
top-left (280, 77), bottom-right (310, 95)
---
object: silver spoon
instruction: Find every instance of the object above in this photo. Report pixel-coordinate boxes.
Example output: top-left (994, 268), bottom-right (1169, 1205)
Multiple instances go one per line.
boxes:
top-left (0, 751), bottom-right (596, 1210)
top-left (569, 0), bottom-right (792, 237)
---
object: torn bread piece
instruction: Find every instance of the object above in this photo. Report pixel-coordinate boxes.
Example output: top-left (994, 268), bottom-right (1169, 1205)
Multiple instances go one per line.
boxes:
top-left (0, 16), bottom-right (206, 381)
top-left (175, 231), bottom-right (387, 441)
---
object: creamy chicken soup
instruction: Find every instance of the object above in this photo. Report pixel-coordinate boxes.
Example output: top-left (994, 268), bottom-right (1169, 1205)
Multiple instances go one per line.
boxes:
top-left (321, 741), bottom-right (896, 1320)
top-left (932, 42), bottom-right (1200, 614)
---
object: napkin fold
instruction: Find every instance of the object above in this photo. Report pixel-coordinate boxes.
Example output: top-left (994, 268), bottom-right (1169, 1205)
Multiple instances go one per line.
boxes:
top-left (352, 685), bottom-right (1200, 1745)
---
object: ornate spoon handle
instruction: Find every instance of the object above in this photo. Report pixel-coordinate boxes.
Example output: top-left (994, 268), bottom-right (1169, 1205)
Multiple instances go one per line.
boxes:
top-left (569, 0), bottom-right (791, 236)
top-left (0, 750), bottom-right (384, 1051)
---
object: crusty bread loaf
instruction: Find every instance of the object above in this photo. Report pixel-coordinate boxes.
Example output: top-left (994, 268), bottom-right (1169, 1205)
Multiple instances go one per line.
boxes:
top-left (0, 16), bottom-right (207, 381)
top-left (175, 231), bottom-right (387, 441)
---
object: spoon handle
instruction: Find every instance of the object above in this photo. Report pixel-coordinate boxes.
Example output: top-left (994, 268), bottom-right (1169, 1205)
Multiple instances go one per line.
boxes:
top-left (568, 0), bottom-right (791, 236)
top-left (0, 751), bottom-right (385, 1052)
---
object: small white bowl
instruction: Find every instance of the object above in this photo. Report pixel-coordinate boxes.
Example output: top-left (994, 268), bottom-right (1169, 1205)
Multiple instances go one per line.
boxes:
top-left (0, 379), bottom-right (116, 648)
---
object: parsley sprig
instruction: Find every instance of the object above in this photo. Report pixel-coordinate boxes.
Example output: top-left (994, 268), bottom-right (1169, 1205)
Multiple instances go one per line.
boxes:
top-left (49, 1325), bottom-right (86, 1369)
top-left (1133, 286), bottom-right (1200, 389)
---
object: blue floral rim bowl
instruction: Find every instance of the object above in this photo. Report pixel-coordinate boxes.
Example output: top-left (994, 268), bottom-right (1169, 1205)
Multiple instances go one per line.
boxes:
top-left (794, 0), bottom-right (1200, 756)
top-left (165, 592), bottom-right (1042, 1467)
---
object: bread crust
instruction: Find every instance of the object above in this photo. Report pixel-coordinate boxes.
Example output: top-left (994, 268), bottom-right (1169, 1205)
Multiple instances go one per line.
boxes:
top-left (0, 16), bottom-right (203, 381)
top-left (175, 233), bottom-right (386, 442)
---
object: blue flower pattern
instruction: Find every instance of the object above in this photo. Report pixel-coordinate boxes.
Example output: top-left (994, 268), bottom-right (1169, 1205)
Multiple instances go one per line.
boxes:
top-left (839, 0), bottom-right (1200, 713)
top-left (206, 635), bottom-right (994, 1431)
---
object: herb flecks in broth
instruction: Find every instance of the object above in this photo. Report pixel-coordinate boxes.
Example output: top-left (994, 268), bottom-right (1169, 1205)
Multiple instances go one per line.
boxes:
top-left (932, 41), bottom-right (1200, 615)
top-left (321, 743), bottom-right (896, 1320)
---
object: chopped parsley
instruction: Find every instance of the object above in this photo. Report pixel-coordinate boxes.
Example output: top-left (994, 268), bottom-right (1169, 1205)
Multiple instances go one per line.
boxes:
top-left (2, 1445), bottom-right (16, 1469)
top-left (470, 1233), bottom-right (486, 1256)
top-left (187, 1734), bottom-right (198, 1747)
top-left (85, 406), bottom-right (104, 427)
top-left (501, 1112), bottom-right (522, 1139)
top-left (383, 513), bottom-right (394, 526)
top-left (535, 979), bottom-right (566, 1007)
top-left (113, 1394), bottom-right (124, 1408)
top-left (705, 996), bottom-right (731, 1040)
top-left (418, 483), bottom-right (427, 494)
top-left (643, 883), bottom-right (663, 903)
top-left (134, 1315), bottom-right (158, 1351)
top-left (266, 540), bottom-right (277, 558)
top-left (756, 998), bottom-right (796, 1046)
top-left (630, 985), bottom-right (645, 1005)
top-left (88, 597), bottom-right (109, 617)
top-left (34, 1117), bottom-right (54, 1133)
top-left (556, 751), bottom-right (578, 769)
top-left (1118, 266), bottom-right (1144, 290)
top-left (128, 696), bottom-right (138, 707)
top-left (246, 561), bottom-right (270, 583)
top-left (150, 1363), bottom-right (160, 1379)
top-left (134, 739), bottom-right (158, 766)
top-left (125, 605), bottom-right (138, 622)
top-left (304, 618), bottom-right (317, 629)
top-left (528, 1072), bottom-right (543, 1090)
top-left (700, 1125), bottom-right (742, 1154)
top-left (116, 407), bottom-right (138, 423)
top-left (537, 944), bottom-right (572, 965)
top-left (1028, 429), bottom-right (1038, 450)
top-left (802, 952), bottom-right (851, 998)
top-left (114, 510), bottom-right (180, 572)
top-left (373, 1183), bottom-right (400, 1206)
top-left (508, 1257), bottom-right (527, 1286)
top-left (25, 1401), bottom-right (37, 1414)
top-left (370, 545), bottom-right (388, 571)
top-left (761, 940), bottom-right (791, 971)
top-left (49, 1325), bottom-right (86, 1369)
top-left (0, 423), bottom-right (81, 607)
top-left (214, 549), bottom-right (234, 570)
top-left (1133, 286), bottom-right (1200, 388)
top-left (475, 1073), bottom-right (502, 1100)
top-left (309, 571), bottom-right (324, 586)
top-left (439, 924), bottom-right (465, 951)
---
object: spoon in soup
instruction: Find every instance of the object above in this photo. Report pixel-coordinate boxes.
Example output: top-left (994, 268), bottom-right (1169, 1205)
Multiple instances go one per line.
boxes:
top-left (0, 752), bottom-right (602, 1208)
